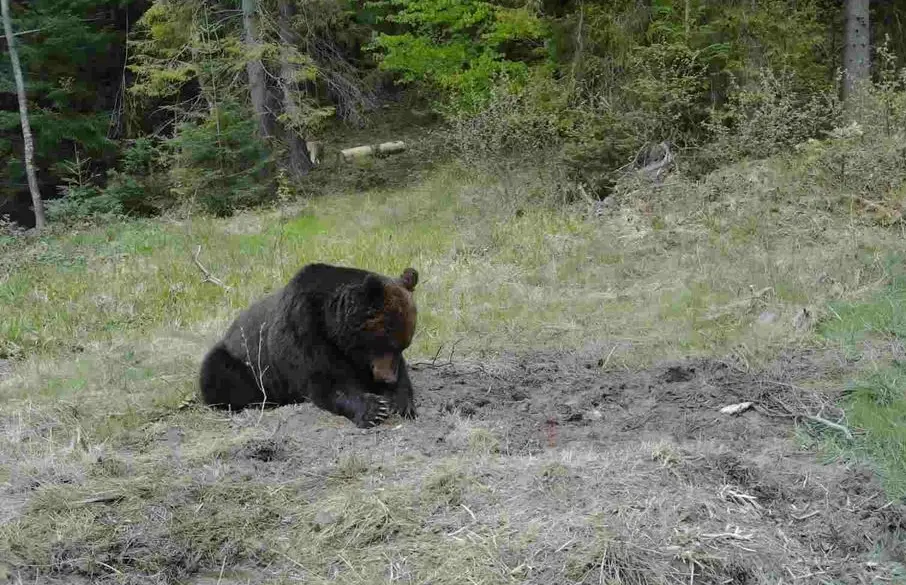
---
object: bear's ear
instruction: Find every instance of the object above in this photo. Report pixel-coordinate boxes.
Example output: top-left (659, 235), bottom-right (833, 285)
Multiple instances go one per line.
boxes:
top-left (362, 274), bottom-right (386, 305)
top-left (400, 268), bottom-right (418, 291)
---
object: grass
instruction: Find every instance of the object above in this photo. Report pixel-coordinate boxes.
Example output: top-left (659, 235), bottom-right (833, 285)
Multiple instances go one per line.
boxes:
top-left (2, 144), bottom-right (906, 582)
top-left (816, 266), bottom-right (906, 499)
top-left (1, 160), bottom-right (900, 368)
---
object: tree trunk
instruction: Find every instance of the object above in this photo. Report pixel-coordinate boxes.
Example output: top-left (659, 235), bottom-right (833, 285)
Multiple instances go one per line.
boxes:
top-left (1, 0), bottom-right (45, 230)
top-left (277, 0), bottom-right (313, 177)
top-left (242, 0), bottom-right (274, 138)
top-left (843, 0), bottom-right (871, 102)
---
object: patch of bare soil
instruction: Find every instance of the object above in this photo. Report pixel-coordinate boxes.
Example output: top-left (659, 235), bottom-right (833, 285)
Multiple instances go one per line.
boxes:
top-left (235, 349), bottom-right (904, 583)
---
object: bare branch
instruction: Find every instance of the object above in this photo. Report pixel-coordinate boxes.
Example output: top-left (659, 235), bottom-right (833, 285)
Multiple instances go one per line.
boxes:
top-left (192, 245), bottom-right (232, 290)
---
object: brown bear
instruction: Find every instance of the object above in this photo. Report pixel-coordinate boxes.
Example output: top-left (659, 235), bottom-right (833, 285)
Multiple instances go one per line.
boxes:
top-left (198, 263), bottom-right (419, 428)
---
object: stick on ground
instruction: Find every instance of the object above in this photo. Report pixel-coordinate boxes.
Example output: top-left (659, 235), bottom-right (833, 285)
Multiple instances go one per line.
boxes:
top-left (192, 245), bottom-right (232, 290)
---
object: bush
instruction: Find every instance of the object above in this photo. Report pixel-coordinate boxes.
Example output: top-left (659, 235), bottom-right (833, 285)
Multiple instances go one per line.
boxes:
top-left (787, 123), bottom-right (906, 226)
top-left (447, 73), bottom-right (650, 201)
top-left (46, 138), bottom-right (170, 222)
top-left (701, 68), bottom-right (842, 169)
top-left (45, 183), bottom-right (122, 222)
top-left (103, 137), bottom-right (171, 215)
top-left (166, 102), bottom-right (275, 216)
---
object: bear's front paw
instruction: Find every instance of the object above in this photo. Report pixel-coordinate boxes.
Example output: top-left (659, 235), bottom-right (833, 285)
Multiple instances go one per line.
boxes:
top-left (393, 396), bottom-right (418, 419)
top-left (357, 393), bottom-right (390, 428)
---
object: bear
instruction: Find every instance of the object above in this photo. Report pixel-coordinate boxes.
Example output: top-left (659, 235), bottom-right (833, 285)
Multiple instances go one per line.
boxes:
top-left (198, 263), bottom-right (419, 428)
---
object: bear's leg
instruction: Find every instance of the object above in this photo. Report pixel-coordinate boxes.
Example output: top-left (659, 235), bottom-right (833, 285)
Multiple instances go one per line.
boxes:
top-left (335, 390), bottom-right (392, 428)
top-left (309, 378), bottom-right (391, 428)
top-left (390, 357), bottom-right (417, 419)
top-left (199, 344), bottom-right (263, 410)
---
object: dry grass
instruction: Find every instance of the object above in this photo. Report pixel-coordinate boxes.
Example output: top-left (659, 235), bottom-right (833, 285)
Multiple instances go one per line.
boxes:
top-left (2, 126), bottom-right (906, 582)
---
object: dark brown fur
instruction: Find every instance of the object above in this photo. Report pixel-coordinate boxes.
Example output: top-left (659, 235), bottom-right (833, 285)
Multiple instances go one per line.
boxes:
top-left (198, 263), bottom-right (420, 427)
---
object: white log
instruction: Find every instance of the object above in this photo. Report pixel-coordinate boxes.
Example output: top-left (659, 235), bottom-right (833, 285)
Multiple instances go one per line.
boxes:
top-left (340, 141), bottom-right (407, 162)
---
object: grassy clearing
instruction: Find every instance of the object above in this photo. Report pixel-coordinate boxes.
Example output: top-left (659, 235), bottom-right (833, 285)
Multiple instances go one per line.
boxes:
top-left (2, 148), bottom-right (906, 582)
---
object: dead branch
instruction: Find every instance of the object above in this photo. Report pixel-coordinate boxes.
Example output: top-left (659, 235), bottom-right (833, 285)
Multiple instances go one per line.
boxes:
top-left (805, 414), bottom-right (854, 441)
top-left (75, 493), bottom-right (125, 505)
top-left (192, 245), bottom-right (232, 290)
top-left (700, 529), bottom-right (753, 541)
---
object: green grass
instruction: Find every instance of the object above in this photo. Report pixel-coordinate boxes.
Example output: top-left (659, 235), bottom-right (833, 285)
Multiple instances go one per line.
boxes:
top-left (820, 258), bottom-right (906, 348)
top-left (843, 364), bottom-right (906, 498)
top-left (1, 162), bottom-right (901, 370)
top-left (816, 265), bottom-right (906, 500)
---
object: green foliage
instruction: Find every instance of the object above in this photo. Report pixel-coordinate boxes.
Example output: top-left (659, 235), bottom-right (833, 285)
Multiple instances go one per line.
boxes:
top-left (45, 149), bottom-right (116, 222)
top-left (122, 0), bottom-right (341, 217)
top-left (784, 119), bottom-right (906, 227)
top-left (0, 0), bottom-right (124, 204)
top-left (367, 0), bottom-right (548, 113)
top-left (126, 2), bottom-right (198, 101)
top-left (167, 102), bottom-right (275, 216)
top-left (702, 68), bottom-right (842, 168)
top-left (46, 138), bottom-right (171, 222)
top-left (819, 257), bottom-right (906, 346)
top-left (842, 362), bottom-right (906, 499)
top-left (440, 0), bottom-right (843, 196)
top-left (102, 137), bottom-right (171, 216)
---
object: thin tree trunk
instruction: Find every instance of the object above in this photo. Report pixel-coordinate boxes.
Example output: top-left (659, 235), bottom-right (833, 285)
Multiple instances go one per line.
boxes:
top-left (1, 0), bottom-right (45, 230)
top-left (242, 0), bottom-right (274, 138)
top-left (843, 0), bottom-right (871, 103)
top-left (277, 0), bottom-right (313, 177)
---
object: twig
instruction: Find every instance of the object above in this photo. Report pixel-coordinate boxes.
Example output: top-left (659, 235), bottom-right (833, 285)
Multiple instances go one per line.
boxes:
top-left (411, 338), bottom-right (465, 369)
top-left (430, 344), bottom-right (444, 365)
top-left (75, 493), bottom-right (124, 505)
top-left (192, 245), bottom-right (232, 290)
top-left (216, 556), bottom-right (226, 585)
top-left (255, 321), bottom-right (269, 424)
top-left (276, 550), bottom-right (308, 572)
top-left (239, 324), bottom-right (270, 424)
top-left (701, 531), bottom-right (753, 541)
top-left (460, 503), bottom-right (477, 522)
top-left (95, 561), bottom-right (123, 576)
top-left (805, 414), bottom-right (854, 441)
top-left (600, 344), bottom-right (618, 370)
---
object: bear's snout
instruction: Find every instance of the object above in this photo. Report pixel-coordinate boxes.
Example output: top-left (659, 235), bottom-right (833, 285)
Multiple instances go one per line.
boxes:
top-left (371, 353), bottom-right (398, 384)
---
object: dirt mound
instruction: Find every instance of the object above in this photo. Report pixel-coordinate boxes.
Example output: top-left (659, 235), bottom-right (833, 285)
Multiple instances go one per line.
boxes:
top-left (415, 353), bottom-right (823, 454)
top-left (237, 350), bottom-right (904, 583)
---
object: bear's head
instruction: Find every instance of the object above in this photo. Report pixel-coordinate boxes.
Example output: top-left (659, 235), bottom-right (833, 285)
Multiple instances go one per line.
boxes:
top-left (332, 268), bottom-right (418, 385)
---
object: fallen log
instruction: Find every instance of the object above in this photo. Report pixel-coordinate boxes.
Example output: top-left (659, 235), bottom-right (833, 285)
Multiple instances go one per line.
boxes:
top-left (340, 141), bottom-right (407, 162)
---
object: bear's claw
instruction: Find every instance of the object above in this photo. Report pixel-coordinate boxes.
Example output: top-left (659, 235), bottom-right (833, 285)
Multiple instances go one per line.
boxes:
top-left (358, 394), bottom-right (390, 428)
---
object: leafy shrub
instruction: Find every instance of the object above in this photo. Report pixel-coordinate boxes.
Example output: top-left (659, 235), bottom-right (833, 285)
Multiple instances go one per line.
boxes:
top-left (447, 75), bottom-right (582, 207)
top-left (45, 183), bottom-right (121, 222)
top-left (701, 68), bottom-right (842, 170)
top-left (367, 0), bottom-right (548, 114)
top-left (166, 102), bottom-right (275, 216)
top-left (787, 123), bottom-right (906, 226)
top-left (448, 73), bottom-right (647, 200)
top-left (449, 75), bottom-right (564, 166)
top-left (46, 138), bottom-right (170, 222)
top-left (45, 149), bottom-right (118, 222)
top-left (103, 137), bottom-right (171, 215)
